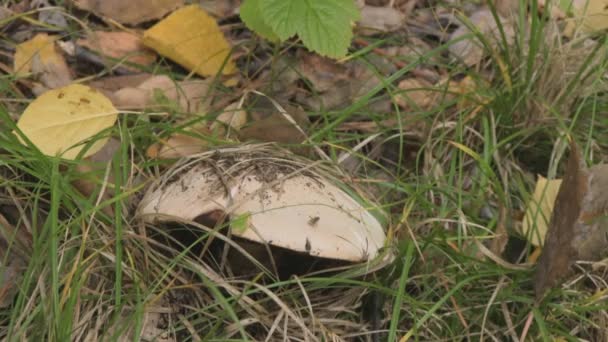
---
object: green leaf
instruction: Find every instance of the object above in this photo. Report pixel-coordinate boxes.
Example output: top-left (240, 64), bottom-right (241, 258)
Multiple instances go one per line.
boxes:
top-left (240, 0), bottom-right (280, 42)
top-left (260, 0), bottom-right (360, 58)
top-left (259, 0), bottom-right (303, 41)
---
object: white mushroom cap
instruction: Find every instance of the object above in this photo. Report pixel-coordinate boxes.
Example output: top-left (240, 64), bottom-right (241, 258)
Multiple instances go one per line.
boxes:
top-left (138, 145), bottom-right (387, 262)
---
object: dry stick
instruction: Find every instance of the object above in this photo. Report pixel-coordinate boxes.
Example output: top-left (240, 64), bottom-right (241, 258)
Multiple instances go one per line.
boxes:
top-left (178, 314), bottom-right (202, 342)
top-left (264, 310), bottom-right (286, 342)
top-left (519, 310), bottom-right (535, 341)
top-left (501, 302), bottom-right (519, 342)
top-left (294, 275), bottom-right (317, 336)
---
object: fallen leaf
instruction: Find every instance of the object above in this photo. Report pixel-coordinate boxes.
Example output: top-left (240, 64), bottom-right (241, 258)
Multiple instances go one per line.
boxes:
top-left (88, 73), bottom-right (153, 95)
top-left (146, 124), bottom-right (211, 159)
top-left (575, 163), bottom-right (608, 261)
top-left (295, 55), bottom-right (387, 111)
top-left (73, 0), bottom-right (183, 25)
top-left (210, 101), bottom-right (248, 135)
top-left (534, 141), bottom-right (608, 299)
top-left (148, 101), bottom-right (247, 159)
top-left (521, 176), bottom-right (562, 247)
top-left (449, 9), bottom-right (515, 66)
top-left (201, 0), bottom-right (240, 18)
top-left (111, 75), bottom-right (212, 113)
top-left (536, 0), bottom-right (567, 19)
top-left (239, 100), bottom-right (309, 152)
top-left (395, 78), bottom-right (435, 110)
top-left (495, 0), bottom-right (520, 17)
top-left (385, 37), bottom-right (433, 63)
top-left (33, 0), bottom-right (69, 29)
top-left (564, 0), bottom-right (608, 34)
top-left (357, 5), bottom-right (405, 35)
top-left (296, 51), bottom-right (350, 92)
top-left (143, 5), bottom-right (236, 77)
top-left (16, 84), bottom-right (118, 159)
top-left (448, 76), bottom-right (493, 111)
top-left (14, 33), bottom-right (72, 89)
top-left (77, 31), bottom-right (156, 67)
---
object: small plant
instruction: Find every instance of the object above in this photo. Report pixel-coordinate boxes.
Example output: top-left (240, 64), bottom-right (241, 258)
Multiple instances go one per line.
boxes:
top-left (240, 0), bottom-right (360, 58)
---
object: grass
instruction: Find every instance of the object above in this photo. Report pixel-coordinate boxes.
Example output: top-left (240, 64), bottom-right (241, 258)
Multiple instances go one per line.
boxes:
top-left (1, 1), bottom-right (608, 341)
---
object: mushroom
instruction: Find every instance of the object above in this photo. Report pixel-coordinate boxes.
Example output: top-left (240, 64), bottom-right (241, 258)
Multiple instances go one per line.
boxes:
top-left (138, 145), bottom-right (387, 263)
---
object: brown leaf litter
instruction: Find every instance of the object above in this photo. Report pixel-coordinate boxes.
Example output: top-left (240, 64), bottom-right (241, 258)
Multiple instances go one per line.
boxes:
top-left (534, 140), bottom-right (608, 299)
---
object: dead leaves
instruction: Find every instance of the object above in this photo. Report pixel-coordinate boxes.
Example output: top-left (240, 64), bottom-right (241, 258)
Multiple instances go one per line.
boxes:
top-left (358, 5), bottom-right (405, 35)
top-left (110, 75), bottom-right (212, 113)
top-left (76, 31), bottom-right (157, 68)
top-left (73, 0), bottom-right (183, 25)
top-left (143, 5), bottom-right (236, 77)
top-left (14, 33), bottom-right (72, 92)
top-left (449, 9), bottom-right (515, 66)
top-left (541, 0), bottom-right (608, 34)
top-left (534, 141), bottom-right (608, 299)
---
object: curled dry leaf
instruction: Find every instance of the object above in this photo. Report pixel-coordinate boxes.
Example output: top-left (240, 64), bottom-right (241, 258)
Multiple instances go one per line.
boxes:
top-left (77, 31), bottom-right (156, 67)
top-left (357, 5), bottom-right (405, 35)
top-left (111, 75), bottom-right (212, 113)
top-left (449, 9), bottom-right (515, 66)
top-left (14, 33), bottom-right (72, 90)
top-left (143, 5), bottom-right (236, 77)
top-left (16, 84), bottom-right (118, 159)
top-left (534, 141), bottom-right (608, 299)
top-left (138, 145), bottom-right (387, 262)
top-left (73, 0), bottom-right (183, 25)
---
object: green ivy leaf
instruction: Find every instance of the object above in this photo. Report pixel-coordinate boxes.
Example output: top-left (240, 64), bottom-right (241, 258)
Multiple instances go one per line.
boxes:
top-left (259, 0), bottom-right (360, 58)
top-left (240, 0), bottom-right (280, 42)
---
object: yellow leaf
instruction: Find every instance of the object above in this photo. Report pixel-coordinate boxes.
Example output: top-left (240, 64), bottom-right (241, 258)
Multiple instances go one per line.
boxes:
top-left (14, 34), bottom-right (61, 76)
top-left (565, 0), bottom-right (608, 34)
top-left (143, 5), bottom-right (236, 77)
top-left (16, 84), bottom-right (118, 160)
top-left (521, 176), bottom-right (563, 246)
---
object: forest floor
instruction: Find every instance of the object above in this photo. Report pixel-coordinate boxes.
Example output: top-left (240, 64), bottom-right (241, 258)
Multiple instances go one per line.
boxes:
top-left (1, 0), bottom-right (608, 341)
